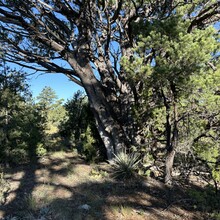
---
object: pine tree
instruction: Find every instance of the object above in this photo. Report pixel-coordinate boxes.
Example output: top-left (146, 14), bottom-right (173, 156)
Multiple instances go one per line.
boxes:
top-left (0, 65), bottom-right (44, 164)
top-left (122, 5), bottom-right (219, 183)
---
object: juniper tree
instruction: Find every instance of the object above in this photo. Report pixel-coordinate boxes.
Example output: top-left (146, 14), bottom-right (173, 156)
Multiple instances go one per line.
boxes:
top-left (121, 3), bottom-right (219, 183)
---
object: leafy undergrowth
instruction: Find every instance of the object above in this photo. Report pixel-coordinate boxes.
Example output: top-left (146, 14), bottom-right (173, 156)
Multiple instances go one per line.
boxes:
top-left (0, 151), bottom-right (218, 220)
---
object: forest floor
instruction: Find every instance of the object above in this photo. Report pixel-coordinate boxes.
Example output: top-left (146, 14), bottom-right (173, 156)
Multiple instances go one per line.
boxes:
top-left (0, 151), bottom-right (218, 220)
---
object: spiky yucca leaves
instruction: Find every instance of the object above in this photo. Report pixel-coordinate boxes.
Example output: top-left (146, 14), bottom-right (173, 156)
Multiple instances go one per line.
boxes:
top-left (110, 152), bottom-right (141, 180)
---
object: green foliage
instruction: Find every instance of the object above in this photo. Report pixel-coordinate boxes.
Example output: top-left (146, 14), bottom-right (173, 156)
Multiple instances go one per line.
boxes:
top-left (130, 144), bottom-right (154, 176)
top-left (36, 86), bottom-right (58, 111)
top-left (81, 126), bottom-right (98, 162)
top-left (60, 91), bottom-right (106, 160)
top-left (110, 152), bottom-right (141, 180)
top-left (0, 66), bottom-right (44, 165)
top-left (188, 69), bottom-right (220, 182)
top-left (36, 86), bottom-right (67, 129)
top-left (36, 143), bottom-right (47, 157)
top-left (36, 86), bottom-right (67, 151)
top-left (123, 15), bottom-right (218, 87)
top-left (195, 139), bottom-right (219, 165)
top-left (212, 166), bottom-right (220, 184)
top-left (8, 148), bottom-right (29, 165)
top-left (121, 7), bottom-right (219, 112)
top-left (59, 91), bottom-right (90, 143)
top-left (194, 137), bottom-right (220, 187)
top-left (121, 2), bottom-right (220, 185)
top-left (89, 166), bottom-right (109, 179)
top-left (23, 193), bottom-right (38, 212)
top-left (189, 186), bottom-right (220, 212)
top-left (211, 212), bottom-right (220, 220)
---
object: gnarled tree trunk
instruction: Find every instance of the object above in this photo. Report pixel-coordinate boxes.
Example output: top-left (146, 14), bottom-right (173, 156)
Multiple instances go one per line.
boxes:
top-left (163, 85), bottom-right (179, 185)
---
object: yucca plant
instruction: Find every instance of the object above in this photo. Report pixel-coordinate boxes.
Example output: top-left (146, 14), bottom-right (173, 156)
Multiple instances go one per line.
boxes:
top-left (110, 152), bottom-right (141, 180)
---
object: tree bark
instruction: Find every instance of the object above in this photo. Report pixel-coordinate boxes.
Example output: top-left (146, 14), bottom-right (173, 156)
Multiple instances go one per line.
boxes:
top-left (165, 148), bottom-right (176, 185)
top-left (64, 47), bottom-right (129, 159)
top-left (163, 86), bottom-right (179, 185)
top-left (83, 75), bottom-right (129, 160)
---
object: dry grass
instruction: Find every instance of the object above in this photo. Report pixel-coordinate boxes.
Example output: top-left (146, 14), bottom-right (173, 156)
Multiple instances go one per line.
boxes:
top-left (0, 151), bottom-right (211, 219)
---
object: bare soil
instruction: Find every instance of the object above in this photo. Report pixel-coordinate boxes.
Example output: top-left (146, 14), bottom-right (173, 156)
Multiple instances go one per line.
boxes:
top-left (0, 151), bottom-right (216, 219)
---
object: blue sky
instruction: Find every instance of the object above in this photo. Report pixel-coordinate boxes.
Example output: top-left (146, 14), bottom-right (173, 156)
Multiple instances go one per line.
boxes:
top-left (28, 72), bottom-right (83, 102)
top-left (7, 62), bottom-right (83, 102)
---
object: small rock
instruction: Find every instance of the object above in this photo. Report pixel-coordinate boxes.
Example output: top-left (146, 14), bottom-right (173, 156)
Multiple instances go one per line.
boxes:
top-left (78, 204), bottom-right (91, 210)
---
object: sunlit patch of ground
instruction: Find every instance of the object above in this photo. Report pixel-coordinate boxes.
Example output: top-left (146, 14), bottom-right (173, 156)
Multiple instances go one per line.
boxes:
top-left (0, 151), bottom-right (209, 219)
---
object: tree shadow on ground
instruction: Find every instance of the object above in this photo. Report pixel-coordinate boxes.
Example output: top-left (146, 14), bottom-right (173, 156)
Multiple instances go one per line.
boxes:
top-left (38, 179), bottom-right (206, 220)
top-left (0, 151), bottom-right (86, 218)
top-left (1, 152), bottom-right (219, 219)
top-left (0, 160), bottom-right (39, 218)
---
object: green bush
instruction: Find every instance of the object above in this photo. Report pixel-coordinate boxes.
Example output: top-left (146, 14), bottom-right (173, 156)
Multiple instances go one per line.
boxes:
top-left (194, 140), bottom-right (220, 189)
top-left (110, 152), bottom-right (141, 180)
top-left (36, 143), bottom-right (47, 157)
top-left (188, 186), bottom-right (220, 212)
top-left (9, 148), bottom-right (29, 165)
top-left (80, 126), bottom-right (98, 162)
